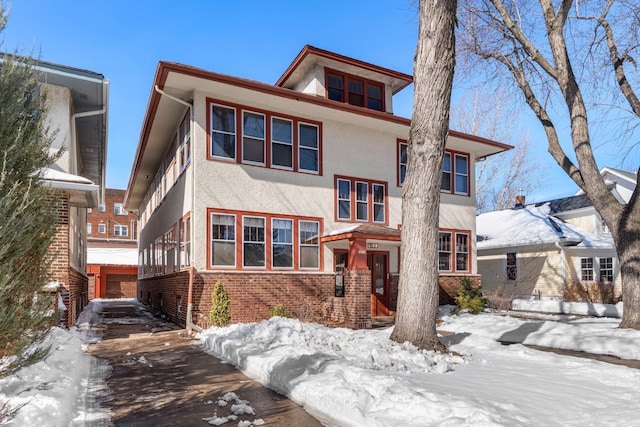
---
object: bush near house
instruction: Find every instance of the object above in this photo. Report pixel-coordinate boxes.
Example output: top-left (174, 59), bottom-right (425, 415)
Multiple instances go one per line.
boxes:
top-left (564, 281), bottom-right (620, 305)
top-left (209, 281), bottom-right (230, 327)
top-left (453, 277), bottom-right (488, 315)
top-left (269, 304), bottom-right (292, 319)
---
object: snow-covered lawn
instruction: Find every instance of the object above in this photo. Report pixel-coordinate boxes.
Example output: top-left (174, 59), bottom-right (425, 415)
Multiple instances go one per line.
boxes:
top-left (2, 299), bottom-right (640, 426)
top-left (199, 307), bottom-right (640, 426)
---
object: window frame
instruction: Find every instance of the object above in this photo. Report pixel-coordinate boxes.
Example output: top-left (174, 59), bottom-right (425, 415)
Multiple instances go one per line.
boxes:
top-left (242, 216), bottom-right (267, 269)
top-left (114, 224), bottom-right (128, 237)
top-left (207, 98), bottom-right (322, 175)
top-left (241, 110), bottom-right (266, 166)
top-left (207, 208), bottom-right (323, 272)
top-left (440, 150), bottom-right (470, 196)
top-left (334, 175), bottom-right (388, 225)
top-left (210, 213), bottom-right (237, 269)
top-left (397, 139), bottom-right (408, 187)
top-left (270, 116), bottom-right (294, 170)
top-left (299, 220), bottom-right (320, 270)
top-left (272, 218), bottom-right (294, 270)
top-left (210, 103), bottom-right (237, 161)
top-left (324, 68), bottom-right (385, 112)
top-left (506, 252), bottom-right (518, 281)
top-left (438, 229), bottom-right (472, 273)
top-left (98, 223), bottom-right (106, 234)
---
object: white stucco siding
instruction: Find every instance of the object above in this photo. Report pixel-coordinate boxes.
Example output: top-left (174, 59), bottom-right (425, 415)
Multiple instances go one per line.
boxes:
top-left (43, 83), bottom-right (76, 175)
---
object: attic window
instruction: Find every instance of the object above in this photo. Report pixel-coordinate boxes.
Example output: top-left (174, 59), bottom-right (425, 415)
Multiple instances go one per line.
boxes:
top-left (325, 69), bottom-right (384, 112)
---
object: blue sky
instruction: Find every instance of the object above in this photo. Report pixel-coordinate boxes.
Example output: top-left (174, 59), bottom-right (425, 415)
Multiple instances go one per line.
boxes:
top-left (2, 0), bottom-right (595, 201)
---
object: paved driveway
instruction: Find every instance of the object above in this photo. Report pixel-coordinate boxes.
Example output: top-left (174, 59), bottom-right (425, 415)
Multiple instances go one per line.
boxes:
top-left (86, 299), bottom-right (322, 426)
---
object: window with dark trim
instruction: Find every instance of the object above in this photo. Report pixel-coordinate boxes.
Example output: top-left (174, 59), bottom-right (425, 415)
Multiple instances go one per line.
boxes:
top-left (441, 151), bottom-right (470, 195)
top-left (208, 99), bottom-right (321, 174)
top-left (207, 209), bottom-right (322, 271)
top-left (398, 140), bottom-right (407, 186)
top-left (211, 213), bottom-right (236, 267)
top-left (334, 176), bottom-right (388, 225)
top-left (506, 252), bottom-right (517, 280)
top-left (439, 230), bottom-right (471, 273)
top-left (325, 69), bottom-right (385, 112)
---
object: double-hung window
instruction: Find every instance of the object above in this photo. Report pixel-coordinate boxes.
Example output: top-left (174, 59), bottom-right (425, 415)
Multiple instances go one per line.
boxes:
top-left (439, 230), bottom-right (471, 273)
top-left (335, 176), bottom-right (387, 225)
top-left (441, 151), bottom-right (470, 195)
top-left (243, 216), bottom-right (266, 268)
top-left (114, 225), bottom-right (128, 237)
top-left (299, 123), bottom-right (319, 173)
top-left (581, 258), bottom-right (594, 281)
top-left (337, 179), bottom-right (351, 220)
top-left (211, 104), bottom-right (236, 160)
top-left (299, 220), bottom-right (319, 269)
top-left (271, 117), bottom-right (293, 169)
top-left (211, 214), bottom-right (236, 267)
top-left (242, 111), bottom-right (265, 165)
top-left (356, 182), bottom-right (369, 222)
top-left (438, 232), bottom-right (452, 271)
top-left (600, 257), bottom-right (614, 282)
top-left (272, 218), bottom-right (293, 268)
top-left (98, 223), bottom-right (106, 234)
top-left (398, 140), bottom-right (408, 186)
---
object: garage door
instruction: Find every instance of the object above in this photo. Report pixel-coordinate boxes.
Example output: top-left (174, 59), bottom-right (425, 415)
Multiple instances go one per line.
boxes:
top-left (106, 274), bottom-right (137, 299)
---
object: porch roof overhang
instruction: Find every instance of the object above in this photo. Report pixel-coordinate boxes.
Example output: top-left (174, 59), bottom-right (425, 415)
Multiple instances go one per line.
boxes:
top-left (321, 224), bottom-right (401, 243)
top-left (40, 167), bottom-right (99, 208)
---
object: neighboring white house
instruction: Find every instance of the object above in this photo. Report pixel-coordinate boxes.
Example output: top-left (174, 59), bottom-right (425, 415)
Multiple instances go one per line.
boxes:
top-left (477, 167), bottom-right (636, 301)
top-left (124, 45), bottom-right (511, 329)
top-left (0, 54), bottom-right (109, 326)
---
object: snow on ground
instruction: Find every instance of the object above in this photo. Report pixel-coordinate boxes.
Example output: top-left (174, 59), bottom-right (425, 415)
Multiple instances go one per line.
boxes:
top-left (199, 305), bottom-right (640, 427)
top-left (3, 299), bottom-right (640, 426)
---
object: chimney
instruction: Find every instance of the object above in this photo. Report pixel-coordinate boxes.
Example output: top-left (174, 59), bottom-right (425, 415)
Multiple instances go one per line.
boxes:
top-left (515, 194), bottom-right (526, 208)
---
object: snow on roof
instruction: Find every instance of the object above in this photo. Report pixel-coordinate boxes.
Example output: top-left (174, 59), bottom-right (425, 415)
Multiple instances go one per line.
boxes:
top-left (87, 247), bottom-right (138, 266)
top-left (477, 203), bottom-right (613, 250)
top-left (39, 167), bottom-right (95, 185)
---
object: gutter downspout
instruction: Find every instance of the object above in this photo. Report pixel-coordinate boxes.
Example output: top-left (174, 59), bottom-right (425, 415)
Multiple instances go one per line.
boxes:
top-left (555, 240), bottom-right (567, 299)
top-left (153, 85), bottom-right (202, 333)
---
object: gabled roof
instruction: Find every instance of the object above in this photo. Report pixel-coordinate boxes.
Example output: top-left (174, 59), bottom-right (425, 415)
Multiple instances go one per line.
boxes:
top-left (540, 193), bottom-right (594, 215)
top-left (477, 204), bottom-right (613, 251)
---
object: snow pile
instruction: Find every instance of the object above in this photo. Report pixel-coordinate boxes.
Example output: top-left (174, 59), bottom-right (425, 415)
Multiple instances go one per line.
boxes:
top-left (200, 313), bottom-right (640, 426)
top-left (512, 298), bottom-right (623, 317)
top-left (0, 327), bottom-right (111, 426)
top-left (202, 392), bottom-right (262, 426)
top-left (440, 310), bottom-right (640, 360)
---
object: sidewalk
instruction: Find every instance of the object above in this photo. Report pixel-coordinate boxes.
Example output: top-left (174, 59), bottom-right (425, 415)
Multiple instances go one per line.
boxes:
top-left (86, 300), bottom-right (322, 426)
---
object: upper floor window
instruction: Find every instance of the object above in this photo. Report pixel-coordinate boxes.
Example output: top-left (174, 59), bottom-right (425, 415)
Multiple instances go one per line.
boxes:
top-left (441, 151), bottom-right (470, 196)
top-left (179, 113), bottom-right (191, 172)
top-left (335, 176), bottom-right (387, 225)
top-left (438, 230), bottom-right (471, 273)
top-left (208, 99), bottom-right (321, 174)
top-left (114, 203), bottom-right (128, 216)
top-left (325, 69), bottom-right (385, 112)
top-left (398, 140), bottom-right (407, 186)
top-left (98, 203), bottom-right (106, 213)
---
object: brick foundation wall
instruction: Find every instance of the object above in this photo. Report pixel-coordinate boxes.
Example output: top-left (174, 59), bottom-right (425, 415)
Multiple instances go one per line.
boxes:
top-left (138, 269), bottom-right (373, 329)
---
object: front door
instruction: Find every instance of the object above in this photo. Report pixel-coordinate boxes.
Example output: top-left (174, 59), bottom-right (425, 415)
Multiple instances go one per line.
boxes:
top-left (368, 252), bottom-right (389, 317)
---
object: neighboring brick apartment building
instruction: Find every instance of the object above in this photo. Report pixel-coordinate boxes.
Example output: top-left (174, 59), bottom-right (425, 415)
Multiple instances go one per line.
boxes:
top-left (87, 188), bottom-right (139, 299)
top-left (124, 45), bottom-right (511, 329)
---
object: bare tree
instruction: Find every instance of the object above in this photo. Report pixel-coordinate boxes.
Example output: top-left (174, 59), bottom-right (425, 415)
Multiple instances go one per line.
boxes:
top-left (390, 0), bottom-right (457, 351)
top-left (458, 0), bottom-right (640, 329)
top-left (451, 88), bottom-right (543, 212)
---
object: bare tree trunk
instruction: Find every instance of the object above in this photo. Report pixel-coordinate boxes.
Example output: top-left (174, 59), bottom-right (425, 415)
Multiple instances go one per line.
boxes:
top-left (617, 190), bottom-right (640, 328)
top-left (390, 0), bottom-right (456, 351)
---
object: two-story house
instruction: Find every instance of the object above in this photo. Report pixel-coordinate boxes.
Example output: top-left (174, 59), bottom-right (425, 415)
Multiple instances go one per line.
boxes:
top-left (87, 188), bottom-right (138, 299)
top-left (477, 167), bottom-right (635, 301)
top-left (15, 55), bottom-right (109, 326)
top-left (124, 45), bottom-right (510, 329)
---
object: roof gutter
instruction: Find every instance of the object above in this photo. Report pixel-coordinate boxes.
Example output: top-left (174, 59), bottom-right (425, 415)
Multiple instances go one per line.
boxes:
top-left (72, 78), bottom-right (109, 204)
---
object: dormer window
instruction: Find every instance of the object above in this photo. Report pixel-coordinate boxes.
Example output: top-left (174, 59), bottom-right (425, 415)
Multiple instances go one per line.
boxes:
top-left (325, 69), bottom-right (385, 112)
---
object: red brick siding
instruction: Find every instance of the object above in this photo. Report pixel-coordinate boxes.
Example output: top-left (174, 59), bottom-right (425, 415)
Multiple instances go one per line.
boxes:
top-left (138, 270), bottom-right (373, 329)
top-left (87, 188), bottom-right (138, 245)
